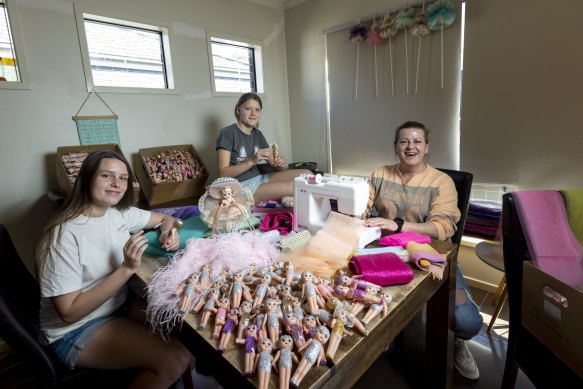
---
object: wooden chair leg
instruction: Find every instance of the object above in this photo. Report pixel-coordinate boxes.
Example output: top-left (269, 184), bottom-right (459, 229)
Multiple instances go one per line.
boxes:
top-left (492, 275), bottom-right (506, 305)
top-left (488, 286), bottom-right (508, 333)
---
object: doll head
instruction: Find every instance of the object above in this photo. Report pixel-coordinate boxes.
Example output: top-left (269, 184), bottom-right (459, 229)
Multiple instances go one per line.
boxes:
top-left (303, 315), bottom-right (317, 328)
top-left (233, 272), bottom-right (243, 282)
top-left (247, 263), bottom-right (257, 275)
top-left (258, 337), bottom-right (273, 352)
top-left (381, 290), bottom-right (393, 304)
top-left (280, 284), bottom-right (292, 296)
top-left (279, 335), bottom-right (293, 351)
top-left (253, 303), bottom-right (265, 315)
top-left (365, 284), bottom-right (380, 296)
top-left (268, 286), bottom-right (278, 298)
top-left (246, 323), bottom-right (258, 337)
top-left (260, 273), bottom-right (272, 285)
top-left (218, 297), bottom-right (230, 309)
top-left (228, 307), bottom-right (239, 318)
top-left (220, 283), bottom-right (230, 296)
top-left (285, 312), bottom-right (297, 325)
top-left (240, 300), bottom-right (252, 314)
top-left (201, 264), bottom-right (210, 273)
top-left (188, 273), bottom-right (199, 283)
top-left (333, 285), bottom-right (349, 297)
top-left (301, 271), bottom-right (313, 283)
top-left (316, 325), bottom-right (330, 344)
top-left (265, 298), bottom-right (278, 313)
top-left (210, 280), bottom-right (223, 290)
top-left (292, 296), bottom-right (302, 307)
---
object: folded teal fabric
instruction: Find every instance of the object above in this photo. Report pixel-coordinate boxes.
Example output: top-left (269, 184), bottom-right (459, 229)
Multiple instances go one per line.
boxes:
top-left (144, 215), bottom-right (261, 258)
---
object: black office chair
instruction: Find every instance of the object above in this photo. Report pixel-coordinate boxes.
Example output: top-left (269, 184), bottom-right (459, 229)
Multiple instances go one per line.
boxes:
top-left (437, 168), bottom-right (473, 245)
top-left (0, 224), bottom-right (136, 388)
top-left (501, 193), bottom-right (583, 388)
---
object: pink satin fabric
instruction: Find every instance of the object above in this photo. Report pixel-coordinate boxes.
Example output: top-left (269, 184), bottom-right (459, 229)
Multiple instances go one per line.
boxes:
top-left (378, 231), bottom-right (432, 248)
top-left (349, 252), bottom-right (413, 286)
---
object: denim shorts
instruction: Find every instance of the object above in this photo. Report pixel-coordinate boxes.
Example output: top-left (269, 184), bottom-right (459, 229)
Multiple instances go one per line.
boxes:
top-left (50, 299), bottom-right (130, 369)
top-left (239, 174), bottom-right (269, 194)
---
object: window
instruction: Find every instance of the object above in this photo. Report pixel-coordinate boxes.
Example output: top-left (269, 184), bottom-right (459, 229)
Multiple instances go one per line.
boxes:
top-left (0, 0), bottom-right (29, 89)
top-left (208, 33), bottom-right (264, 95)
top-left (74, 5), bottom-right (175, 93)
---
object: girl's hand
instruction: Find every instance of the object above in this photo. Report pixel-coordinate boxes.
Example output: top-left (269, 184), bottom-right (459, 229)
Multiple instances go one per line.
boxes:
top-left (364, 217), bottom-right (399, 232)
top-left (160, 227), bottom-right (179, 251)
top-left (271, 155), bottom-right (287, 168)
top-left (123, 230), bottom-right (148, 271)
top-left (252, 148), bottom-right (272, 164)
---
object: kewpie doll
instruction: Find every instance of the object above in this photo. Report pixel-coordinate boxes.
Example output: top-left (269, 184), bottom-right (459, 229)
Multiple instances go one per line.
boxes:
top-left (254, 337), bottom-right (274, 389)
top-left (235, 323), bottom-right (258, 377)
top-left (252, 273), bottom-right (272, 310)
top-left (176, 272), bottom-right (200, 315)
top-left (301, 271), bottom-right (322, 315)
top-left (279, 284), bottom-right (294, 315)
top-left (199, 264), bottom-right (212, 289)
top-left (350, 284), bottom-right (380, 316)
top-left (302, 315), bottom-right (318, 340)
top-left (333, 284), bottom-right (382, 305)
top-left (272, 334), bottom-right (299, 389)
top-left (284, 261), bottom-right (297, 285)
top-left (290, 326), bottom-right (330, 388)
top-left (236, 300), bottom-right (254, 341)
top-left (253, 303), bottom-right (266, 338)
top-left (314, 276), bottom-right (335, 302)
top-left (229, 271), bottom-right (252, 308)
top-left (193, 281), bottom-right (222, 314)
top-left (211, 297), bottom-right (231, 340)
top-left (198, 288), bottom-right (221, 330)
top-left (217, 307), bottom-right (239, 353)
top-left (284, 311), bottom-right (306, 349)
top-left (292, 296), bottom-right (304, 322)
top-left (343, 307), bottom-right (369, 337)
top-left (361, 289), bottom-right (393, 326)
top-left (262, 298), bottom-right (281, 347)
top-left (325, 307), bottom-right (353, 362)
top-left (242, 263), bottom-right (258, 283)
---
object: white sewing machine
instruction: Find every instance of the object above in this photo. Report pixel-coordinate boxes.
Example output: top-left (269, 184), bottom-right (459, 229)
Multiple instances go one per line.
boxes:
top-left (293, 174), bottom-right (380, 247)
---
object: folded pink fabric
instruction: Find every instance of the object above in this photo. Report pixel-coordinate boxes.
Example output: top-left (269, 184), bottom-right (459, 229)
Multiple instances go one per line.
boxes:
top-left (378, 231), bottom-right (432, 248)
top-left (513, 190), bottom-right (583, 288)
top-left (406, 242), bottom-right (447, 280)
top-left (259, 211), bottom-right (294, 235)
top-left (349, 252), bottom-right (414, 286)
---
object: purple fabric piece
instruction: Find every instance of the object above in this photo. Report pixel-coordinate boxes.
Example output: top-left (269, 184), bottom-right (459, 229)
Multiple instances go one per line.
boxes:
top-left (349, 252), bottom-right (413, 286)
top-left (514, 190), bottom-right (583, 288)
top-left (378, 231), bottom-right (431, 248)
top-left (150, 205), bottom-right (200, 220)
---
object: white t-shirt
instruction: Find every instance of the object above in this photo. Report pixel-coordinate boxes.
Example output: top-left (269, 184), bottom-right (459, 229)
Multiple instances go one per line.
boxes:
top-left (38, 207), bottom-right (150, 343)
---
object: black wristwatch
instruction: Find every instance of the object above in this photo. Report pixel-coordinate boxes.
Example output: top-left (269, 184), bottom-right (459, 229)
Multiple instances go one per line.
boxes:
top-left (394, 217), bottom-right (404, 233)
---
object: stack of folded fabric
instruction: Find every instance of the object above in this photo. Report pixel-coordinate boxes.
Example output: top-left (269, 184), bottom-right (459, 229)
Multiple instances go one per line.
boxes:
top-left (464, 201), bottom-right (502, 240)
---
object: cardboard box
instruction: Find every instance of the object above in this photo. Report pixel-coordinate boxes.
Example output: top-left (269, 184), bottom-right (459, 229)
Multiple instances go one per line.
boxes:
top-left (135, 144), bottom-right (208, 206)
top-left (56, 144), bottom-right (140, 200)
top-left (522, 261), bottom-right (583, 377)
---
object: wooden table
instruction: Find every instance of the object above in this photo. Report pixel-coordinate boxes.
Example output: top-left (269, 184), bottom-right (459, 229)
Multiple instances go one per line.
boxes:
top-left (130, 240), bottom-right (457, 388)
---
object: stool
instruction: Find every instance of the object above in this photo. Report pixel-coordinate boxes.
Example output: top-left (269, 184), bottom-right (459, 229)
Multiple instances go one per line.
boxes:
top-left (475, 240), bottom-right (506, 333)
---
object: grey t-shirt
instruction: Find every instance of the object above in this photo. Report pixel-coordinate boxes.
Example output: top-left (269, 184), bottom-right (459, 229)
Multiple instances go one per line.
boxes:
top-left (216, 123), bottom-right (269, 182)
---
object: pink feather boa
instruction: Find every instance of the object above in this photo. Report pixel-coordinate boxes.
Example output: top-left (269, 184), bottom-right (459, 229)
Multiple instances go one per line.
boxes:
top-left (146, 231), bottom-right (280, 338)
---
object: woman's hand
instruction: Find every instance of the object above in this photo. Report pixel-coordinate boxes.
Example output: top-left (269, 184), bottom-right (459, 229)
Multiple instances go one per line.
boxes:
top-left (160, 227), bottom-right (180, 251)
top-left (123, 230), bottom-right (148, 271)
top-left (364, 217), bottom-right (399, 232)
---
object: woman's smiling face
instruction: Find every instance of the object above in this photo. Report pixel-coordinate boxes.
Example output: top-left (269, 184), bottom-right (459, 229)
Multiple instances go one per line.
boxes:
top-left (394, 127), bottom-right (429, 169)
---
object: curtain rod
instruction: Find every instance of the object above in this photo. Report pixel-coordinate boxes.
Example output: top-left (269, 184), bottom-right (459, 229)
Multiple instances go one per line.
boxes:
top-left (323, 0), bottom-right (436, 35)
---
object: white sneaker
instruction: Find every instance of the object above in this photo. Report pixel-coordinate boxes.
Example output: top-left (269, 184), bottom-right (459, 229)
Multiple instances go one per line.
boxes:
top-left (454, 339), bottom-right (479, 380)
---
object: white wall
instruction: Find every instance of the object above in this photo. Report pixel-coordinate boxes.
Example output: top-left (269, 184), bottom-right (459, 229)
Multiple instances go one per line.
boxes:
top-left (0, 0), bottom-right (291, 269)
top-left (284, 0), bottom-right (462, 175)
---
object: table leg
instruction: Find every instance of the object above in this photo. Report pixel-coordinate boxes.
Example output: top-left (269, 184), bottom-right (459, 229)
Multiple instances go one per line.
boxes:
top-left (426, 254), bottom-right (456, 388)
top-left (492, 275), bottom-right (506, 305)
top-left (487, 285), bottom-right (507, 333)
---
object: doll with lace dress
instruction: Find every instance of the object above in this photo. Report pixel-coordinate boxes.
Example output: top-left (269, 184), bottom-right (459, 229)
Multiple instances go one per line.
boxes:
top-left (199, 177), bottom-right (254, 233)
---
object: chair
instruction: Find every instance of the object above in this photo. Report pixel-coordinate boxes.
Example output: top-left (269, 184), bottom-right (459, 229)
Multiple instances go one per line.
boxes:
top-left (0, 224), bottom-right (135, 388)
top-left (437, 168), bottom-right (473, 245)
top-left (501, 193), bottom-right (583, 388)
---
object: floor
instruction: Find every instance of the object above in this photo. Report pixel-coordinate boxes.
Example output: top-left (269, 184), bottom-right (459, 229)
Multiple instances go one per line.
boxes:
top-left (0, 286), bottom-right (536, 388)
top-left (354, 285), bottom-right (536, 389)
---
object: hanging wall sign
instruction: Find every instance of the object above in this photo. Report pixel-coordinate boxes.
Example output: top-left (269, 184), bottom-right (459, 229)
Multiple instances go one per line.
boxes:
top-left (74, 116), bottom-right (120, 145)
top-left (72, 90), bottom-right (121, 146)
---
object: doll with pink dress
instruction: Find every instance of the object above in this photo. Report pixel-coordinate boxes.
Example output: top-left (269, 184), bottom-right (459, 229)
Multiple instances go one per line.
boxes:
top-left (212, 297), bottom-right (231, 339)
